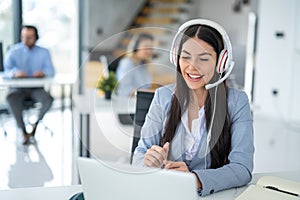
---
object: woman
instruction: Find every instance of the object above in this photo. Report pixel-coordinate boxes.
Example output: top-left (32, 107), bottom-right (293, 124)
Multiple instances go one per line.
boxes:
top-left (132, 19), bottom-right (254, 196)
top-left (116, 33), bottom-right (154, 96)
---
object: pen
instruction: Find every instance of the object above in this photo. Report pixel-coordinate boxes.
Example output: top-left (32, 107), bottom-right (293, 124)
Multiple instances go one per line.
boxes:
top-left (265, 186), bottom-right (300, 197)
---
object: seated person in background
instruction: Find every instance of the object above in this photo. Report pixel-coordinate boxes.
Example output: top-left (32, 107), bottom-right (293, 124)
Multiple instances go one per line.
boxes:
top-left (132, 19), bottom-right (254, 196)
top-left (3, 25), bottom-right (55, 145)
top-left (116, 33), bottom-right (154, 96)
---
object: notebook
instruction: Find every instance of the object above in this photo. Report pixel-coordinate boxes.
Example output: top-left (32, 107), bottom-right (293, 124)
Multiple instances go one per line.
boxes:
top-left (77, 157), bottom-right (198, 200)
top-left (235, 176), bottom-right (300, 200)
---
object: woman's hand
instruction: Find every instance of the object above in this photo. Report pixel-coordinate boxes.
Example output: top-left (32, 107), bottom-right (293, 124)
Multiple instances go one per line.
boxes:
top-left (163, 161), bottom-right (190, 172)
top-left (164, 161), bottom-right (202, 189)
top-left (144, 142), bottom-right (169, 168)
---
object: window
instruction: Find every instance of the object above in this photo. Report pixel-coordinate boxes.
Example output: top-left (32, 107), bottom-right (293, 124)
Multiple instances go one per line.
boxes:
top-left (22, 0), bottom-right (78, 75)
top-left (0, 0), bottom-right (13, 53)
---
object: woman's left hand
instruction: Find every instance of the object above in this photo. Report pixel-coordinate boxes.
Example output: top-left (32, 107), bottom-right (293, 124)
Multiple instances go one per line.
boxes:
top-left (163, 161), bottom-right (190, 172)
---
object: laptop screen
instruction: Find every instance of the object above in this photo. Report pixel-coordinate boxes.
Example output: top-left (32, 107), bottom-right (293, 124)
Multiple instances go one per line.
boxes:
top-left (77, 157), bottom-right (198, 200)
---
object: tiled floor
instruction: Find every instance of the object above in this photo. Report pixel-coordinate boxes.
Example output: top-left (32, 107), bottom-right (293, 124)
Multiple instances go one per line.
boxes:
top-left (0, 99), bottom-right (299, 190)
top-left (0, 101), bottom-right (76, 190)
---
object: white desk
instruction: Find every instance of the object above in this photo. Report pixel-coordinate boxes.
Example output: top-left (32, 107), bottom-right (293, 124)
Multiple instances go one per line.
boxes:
top-left (0, 172), bottom-right (299, 200)
top-left (0, 77), bottom-right (53, 88)
top-left (0, 73), bottom-right (76, 87)
top-left (0, 185), bottom-right (82, 200)
top-left (73, 92), bottom-right (135, 159)
top-left (0, 74), bottom-right (76, 111)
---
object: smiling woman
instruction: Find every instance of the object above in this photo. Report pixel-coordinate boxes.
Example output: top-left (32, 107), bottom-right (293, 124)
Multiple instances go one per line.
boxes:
top-left (132, 19), bottom-right (254, 197)
top-left (179, 37), bottom-right (217, 92)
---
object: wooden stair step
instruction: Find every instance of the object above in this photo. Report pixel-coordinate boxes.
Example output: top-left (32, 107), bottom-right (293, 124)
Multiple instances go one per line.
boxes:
top-left (142, 6), bottom-right (186, 14)
top-left (135, 17), bottom-right (178, 25)
top-left (128, 28), bottom-right (169, 35)
top-left (149, 0), bottom-right (190, 3)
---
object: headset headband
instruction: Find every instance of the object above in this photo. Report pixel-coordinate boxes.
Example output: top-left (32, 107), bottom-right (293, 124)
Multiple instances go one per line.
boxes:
top-left (170, 19), bottom-right (232, 66)
top-left (169, 19), bottom-right (235, 89)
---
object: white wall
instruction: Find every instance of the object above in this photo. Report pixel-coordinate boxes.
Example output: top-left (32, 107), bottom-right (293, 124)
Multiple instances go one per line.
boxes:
top-left (85, 0), bottom-right (145, 50)
top-left (290, 0), bottom-right (300, 122)
top-left (196, 0), bottom-right (255, 45)
top-left (254, 0), bottom-right (300, 123)
top-left (195, 0), bottom-right (258, 88)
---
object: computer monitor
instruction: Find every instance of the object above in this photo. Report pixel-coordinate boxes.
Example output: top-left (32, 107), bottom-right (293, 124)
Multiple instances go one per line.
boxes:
top-left (0, 41), bottom-right (3, 72)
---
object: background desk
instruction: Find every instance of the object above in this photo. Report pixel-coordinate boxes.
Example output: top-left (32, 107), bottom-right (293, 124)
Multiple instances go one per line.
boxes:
top-left (0, 74), bottom-right (76, 111)
top-left (0, 77), bottom-right (53, 88)
top-left (0, 171), bottom-right (299, 200)
top-left (73, 92), bottom-right (135, 160)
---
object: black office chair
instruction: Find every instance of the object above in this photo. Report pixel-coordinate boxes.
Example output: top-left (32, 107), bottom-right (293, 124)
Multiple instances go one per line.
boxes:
top-left (23, 98), bottom-right (53, 136)
top-left (130, 90), bottom-right (154, 164)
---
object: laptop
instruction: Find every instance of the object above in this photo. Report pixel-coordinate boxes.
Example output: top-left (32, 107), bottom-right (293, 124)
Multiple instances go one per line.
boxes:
top-left (77, 157), bottom-right (198, 200)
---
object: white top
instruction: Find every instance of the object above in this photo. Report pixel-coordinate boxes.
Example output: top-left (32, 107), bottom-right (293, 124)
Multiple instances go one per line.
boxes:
top-left (181, 106), bottom-right (206, 161)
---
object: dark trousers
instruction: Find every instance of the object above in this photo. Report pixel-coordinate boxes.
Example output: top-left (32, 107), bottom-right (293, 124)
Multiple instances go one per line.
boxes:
top-left (6, 88), bottom-right (53, 132)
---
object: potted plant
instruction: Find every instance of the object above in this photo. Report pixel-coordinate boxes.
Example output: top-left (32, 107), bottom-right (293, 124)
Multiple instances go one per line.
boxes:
top-left (97, 71), bottom-right (118, 99)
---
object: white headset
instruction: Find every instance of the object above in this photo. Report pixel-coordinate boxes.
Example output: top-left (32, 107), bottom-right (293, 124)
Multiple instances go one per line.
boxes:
top-left (169, 19), bottom-right (235, 90)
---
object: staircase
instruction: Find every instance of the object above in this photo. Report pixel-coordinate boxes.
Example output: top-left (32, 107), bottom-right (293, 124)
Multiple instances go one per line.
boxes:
top-left (111, 0), bottom-right (194, 87)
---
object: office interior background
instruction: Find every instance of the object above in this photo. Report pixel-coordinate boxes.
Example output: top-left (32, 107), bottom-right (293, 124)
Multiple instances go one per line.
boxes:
top-left (0, 0), bottom-right (299, 190)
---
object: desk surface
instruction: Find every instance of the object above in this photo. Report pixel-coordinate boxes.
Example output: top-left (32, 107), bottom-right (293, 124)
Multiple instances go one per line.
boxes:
top-left (0, 185), bottom-right (82, 200)
top-left (0, 171), bottom-right (299, 200)
top-left (0, 74), bottom-right (76, 88)
top-left (73, 91), bottom-right (136, 114)
top-left (0, 77), bottom-right (54, 88)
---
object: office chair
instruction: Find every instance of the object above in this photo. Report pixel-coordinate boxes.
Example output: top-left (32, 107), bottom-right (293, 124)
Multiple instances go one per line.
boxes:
top-left (23, 98), bottom-right (53, 136)
top-left (130, 90), bottom-right (154, 164)
top-left (0, 41), bottom-right (4, 72)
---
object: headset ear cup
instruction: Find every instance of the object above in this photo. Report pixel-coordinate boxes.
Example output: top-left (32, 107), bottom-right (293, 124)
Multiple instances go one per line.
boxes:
top-left (216, 49), bottom-right (228, 73)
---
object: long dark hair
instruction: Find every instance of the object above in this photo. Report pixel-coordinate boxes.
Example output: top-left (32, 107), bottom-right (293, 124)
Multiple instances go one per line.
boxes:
top-left (161, 25), bottom-right (231, 169)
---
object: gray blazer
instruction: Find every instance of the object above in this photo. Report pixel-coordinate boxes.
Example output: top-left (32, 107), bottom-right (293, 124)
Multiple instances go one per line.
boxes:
top-left (132, 84), bottom-right (254, 196)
